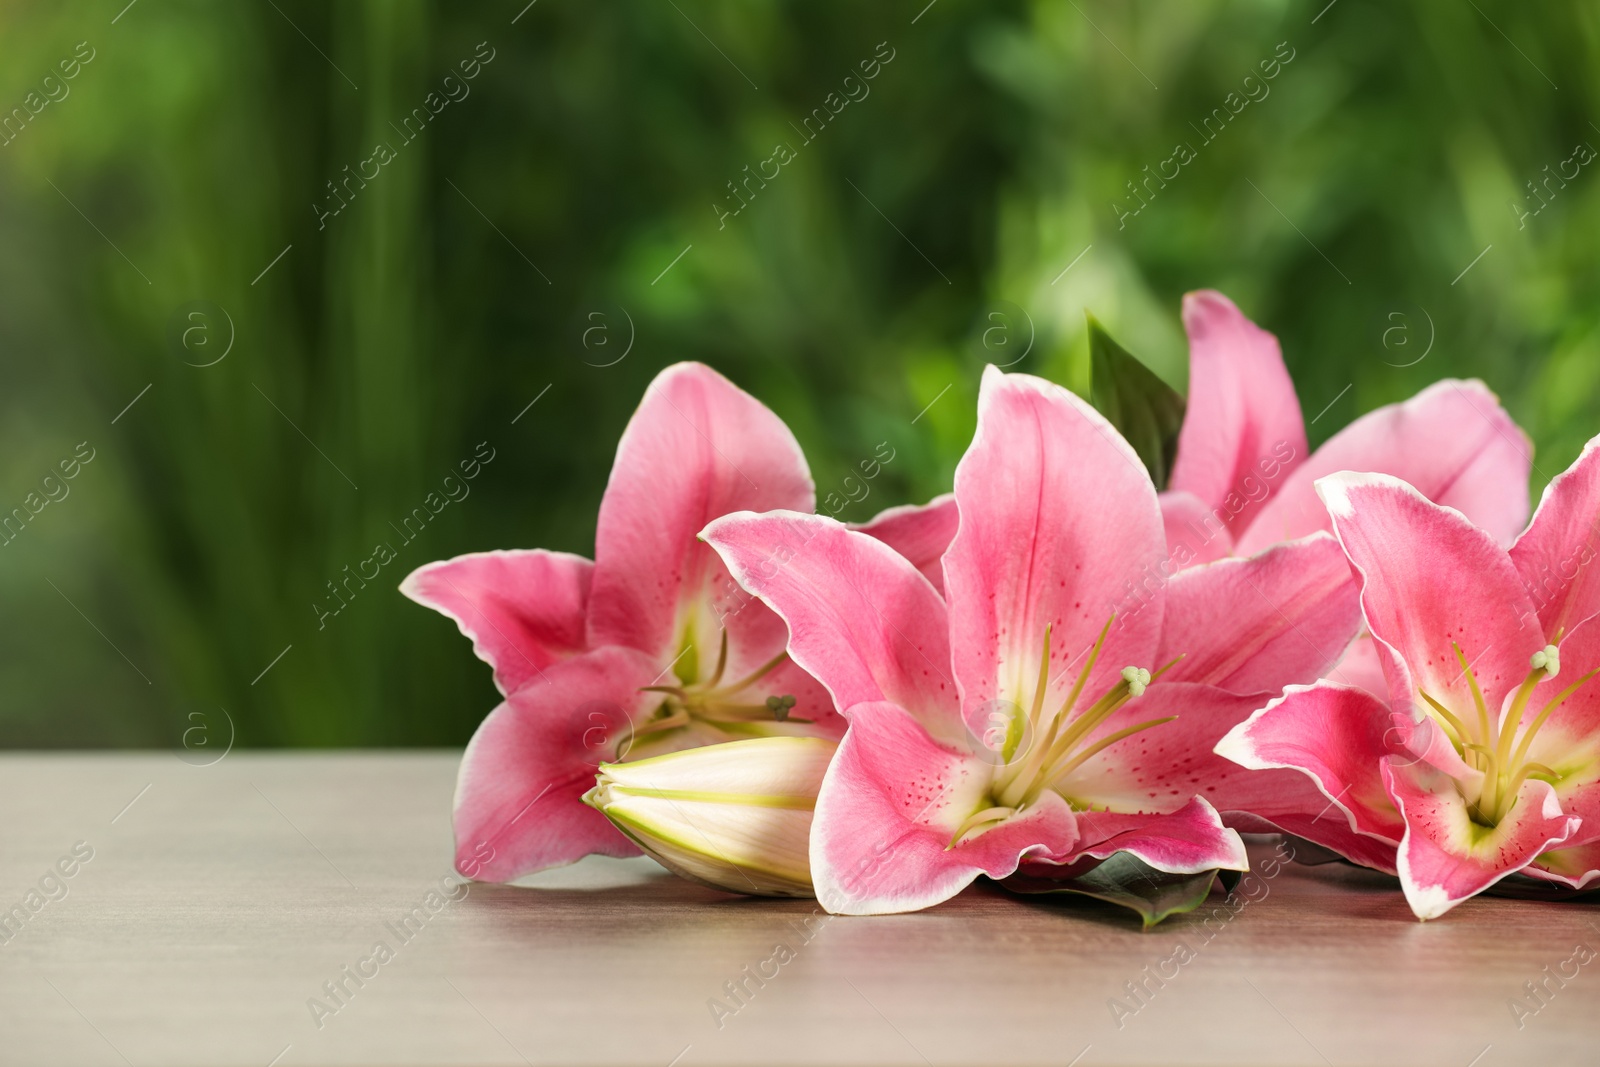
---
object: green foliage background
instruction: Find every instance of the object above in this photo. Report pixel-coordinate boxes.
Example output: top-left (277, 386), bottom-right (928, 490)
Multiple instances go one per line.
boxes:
top-left (1, 1), bottom-right (1596, 747)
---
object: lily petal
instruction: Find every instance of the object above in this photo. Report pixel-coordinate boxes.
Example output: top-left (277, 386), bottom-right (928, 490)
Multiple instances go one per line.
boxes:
top-left (810, 701), bottom-right (1078, 915)
top-left (1526, 841), bottom-right (1600, 889)
top-left (852, 494), bottom-right (959, 596)
top-left (945, 367), bottom-right (1164, 718)
top-left (1060, 680), bottom-right (1397, 871)
top-left (702, 510), bottom-right (958, 735)
top-left (1240, 379), bottom-right (1531, 556)
top-left (452, 646), bottom-right (658, 881)
top-left (1326, 634), bottom-right (1392, 700)
top-left (1034, 797), bottom-right (1248, 876)
top-left (1159, 489), bottom-right (1236, 568)
top-left (1515, 616), bottom-right (1600, 847)
top-left (1062, 683), bottom-right (1262, 812)
top-left (586, 362), bottom-right (814, 663)
top-left (1169, 290), bottom-right (1306, 539)
top-left (401, 549), bottom-right (592, 696)
top-left (1510, 438), bottom-right (1600, 639)
top-left (1214, 682), bottom-right (1406, 850)
top-left (1158, 533), bottom-right (1361, 695)
top-left (1317, 472), bottom-right (1544, 728)
top-left (1384, 761), bottom-right (1580, 919)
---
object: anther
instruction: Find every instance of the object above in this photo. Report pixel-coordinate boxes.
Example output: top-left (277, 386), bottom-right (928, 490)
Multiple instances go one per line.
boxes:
top-left (1530, 644), bottom-right (1561, 678)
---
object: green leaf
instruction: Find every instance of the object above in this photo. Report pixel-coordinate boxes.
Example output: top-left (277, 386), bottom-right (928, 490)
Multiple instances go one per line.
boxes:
top-left (1000, 852), bottom-right (1223, 928)
top-left (1086, 314), bottom-right (1187, 491)
top-left (1482, 872), bottom-right (1600, 901)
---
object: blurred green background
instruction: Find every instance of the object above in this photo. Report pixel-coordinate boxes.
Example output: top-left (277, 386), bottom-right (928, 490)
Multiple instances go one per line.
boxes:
top-left (2, 1), bottom-right (1596, 747)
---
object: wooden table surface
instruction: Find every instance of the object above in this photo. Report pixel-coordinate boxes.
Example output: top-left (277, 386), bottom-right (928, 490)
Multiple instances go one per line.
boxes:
top-left (2, 752), bottom-right (1596, 1067)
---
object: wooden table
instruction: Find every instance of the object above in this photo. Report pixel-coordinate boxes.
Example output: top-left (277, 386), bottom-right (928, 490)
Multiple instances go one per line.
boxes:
top-left (2, 753), bottom-right (1595, 1066)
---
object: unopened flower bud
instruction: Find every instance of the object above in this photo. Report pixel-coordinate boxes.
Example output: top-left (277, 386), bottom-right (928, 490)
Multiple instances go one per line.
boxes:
top-left (582, 736), bottom-right (836, 898)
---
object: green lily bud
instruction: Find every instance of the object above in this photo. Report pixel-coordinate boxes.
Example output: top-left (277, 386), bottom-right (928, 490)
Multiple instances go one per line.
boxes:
top-left (583, 736), bottom-right (836, 898)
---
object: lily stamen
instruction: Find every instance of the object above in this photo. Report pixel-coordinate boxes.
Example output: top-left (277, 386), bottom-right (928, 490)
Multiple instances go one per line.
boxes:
top-left (981, 615), bottom-right (1172, 820)
top-left (1023, 714), bottom-right (1178, 808)
top-left (1452, 641), bottom-right (1496, 754)
top-left (1416, 690), bottom-right (1470, 751)
top-left (1420, 634), bottom-right (1595, 827)
top-left (636, 629), bottom-right (799, 739)
top-left (946, 806), bottom-right (1016, 848)
top-left (1507, 668), bottom-right (1598, 773)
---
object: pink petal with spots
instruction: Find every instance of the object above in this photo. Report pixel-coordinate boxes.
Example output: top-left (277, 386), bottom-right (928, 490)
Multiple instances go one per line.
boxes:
top-left (1384, 761), bottom-right (1579, 919)
top-left (1317, 473), bottom-right (1544, 732)
top-left (1056, 681), bottom-right (1394, 870)
top-left (810, 701), bottom-right (1079, 915)
top-left (1524, 840), bottom-right (1600, 889)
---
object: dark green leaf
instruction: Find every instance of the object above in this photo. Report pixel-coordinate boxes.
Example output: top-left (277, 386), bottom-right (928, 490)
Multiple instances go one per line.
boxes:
top-left (1483, 873), bottom-right (1600, 901)
top-left (1086, 314), bottom-right (1187, 491)
top-left (1001, 852), bottom-right (1223, 928)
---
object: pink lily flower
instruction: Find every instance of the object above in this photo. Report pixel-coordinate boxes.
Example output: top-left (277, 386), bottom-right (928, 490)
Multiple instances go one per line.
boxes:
top-left (704, 367), bottom-right (1364, 914)
top-left (1217, 445), bottom-right (1600, 918)
top-left (402, 363), bottom-right (842, 882)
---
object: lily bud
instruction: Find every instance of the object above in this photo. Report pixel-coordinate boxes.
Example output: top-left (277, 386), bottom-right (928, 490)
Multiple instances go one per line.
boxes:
top-left (583, 736), bottom-right (836, 898)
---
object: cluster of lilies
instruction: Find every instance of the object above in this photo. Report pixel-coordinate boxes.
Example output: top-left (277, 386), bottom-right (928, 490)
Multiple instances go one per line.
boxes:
top-left (404, 291), bottom-right (1600, 922)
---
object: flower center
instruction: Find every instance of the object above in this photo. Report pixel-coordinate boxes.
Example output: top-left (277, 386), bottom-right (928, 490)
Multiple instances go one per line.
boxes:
top-left (1416, 635), bottom-right (1595, 826)
top-left (630, 629), bottom-right (800, 750)
top-left (949, 617), bottom-right (1179, 846)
